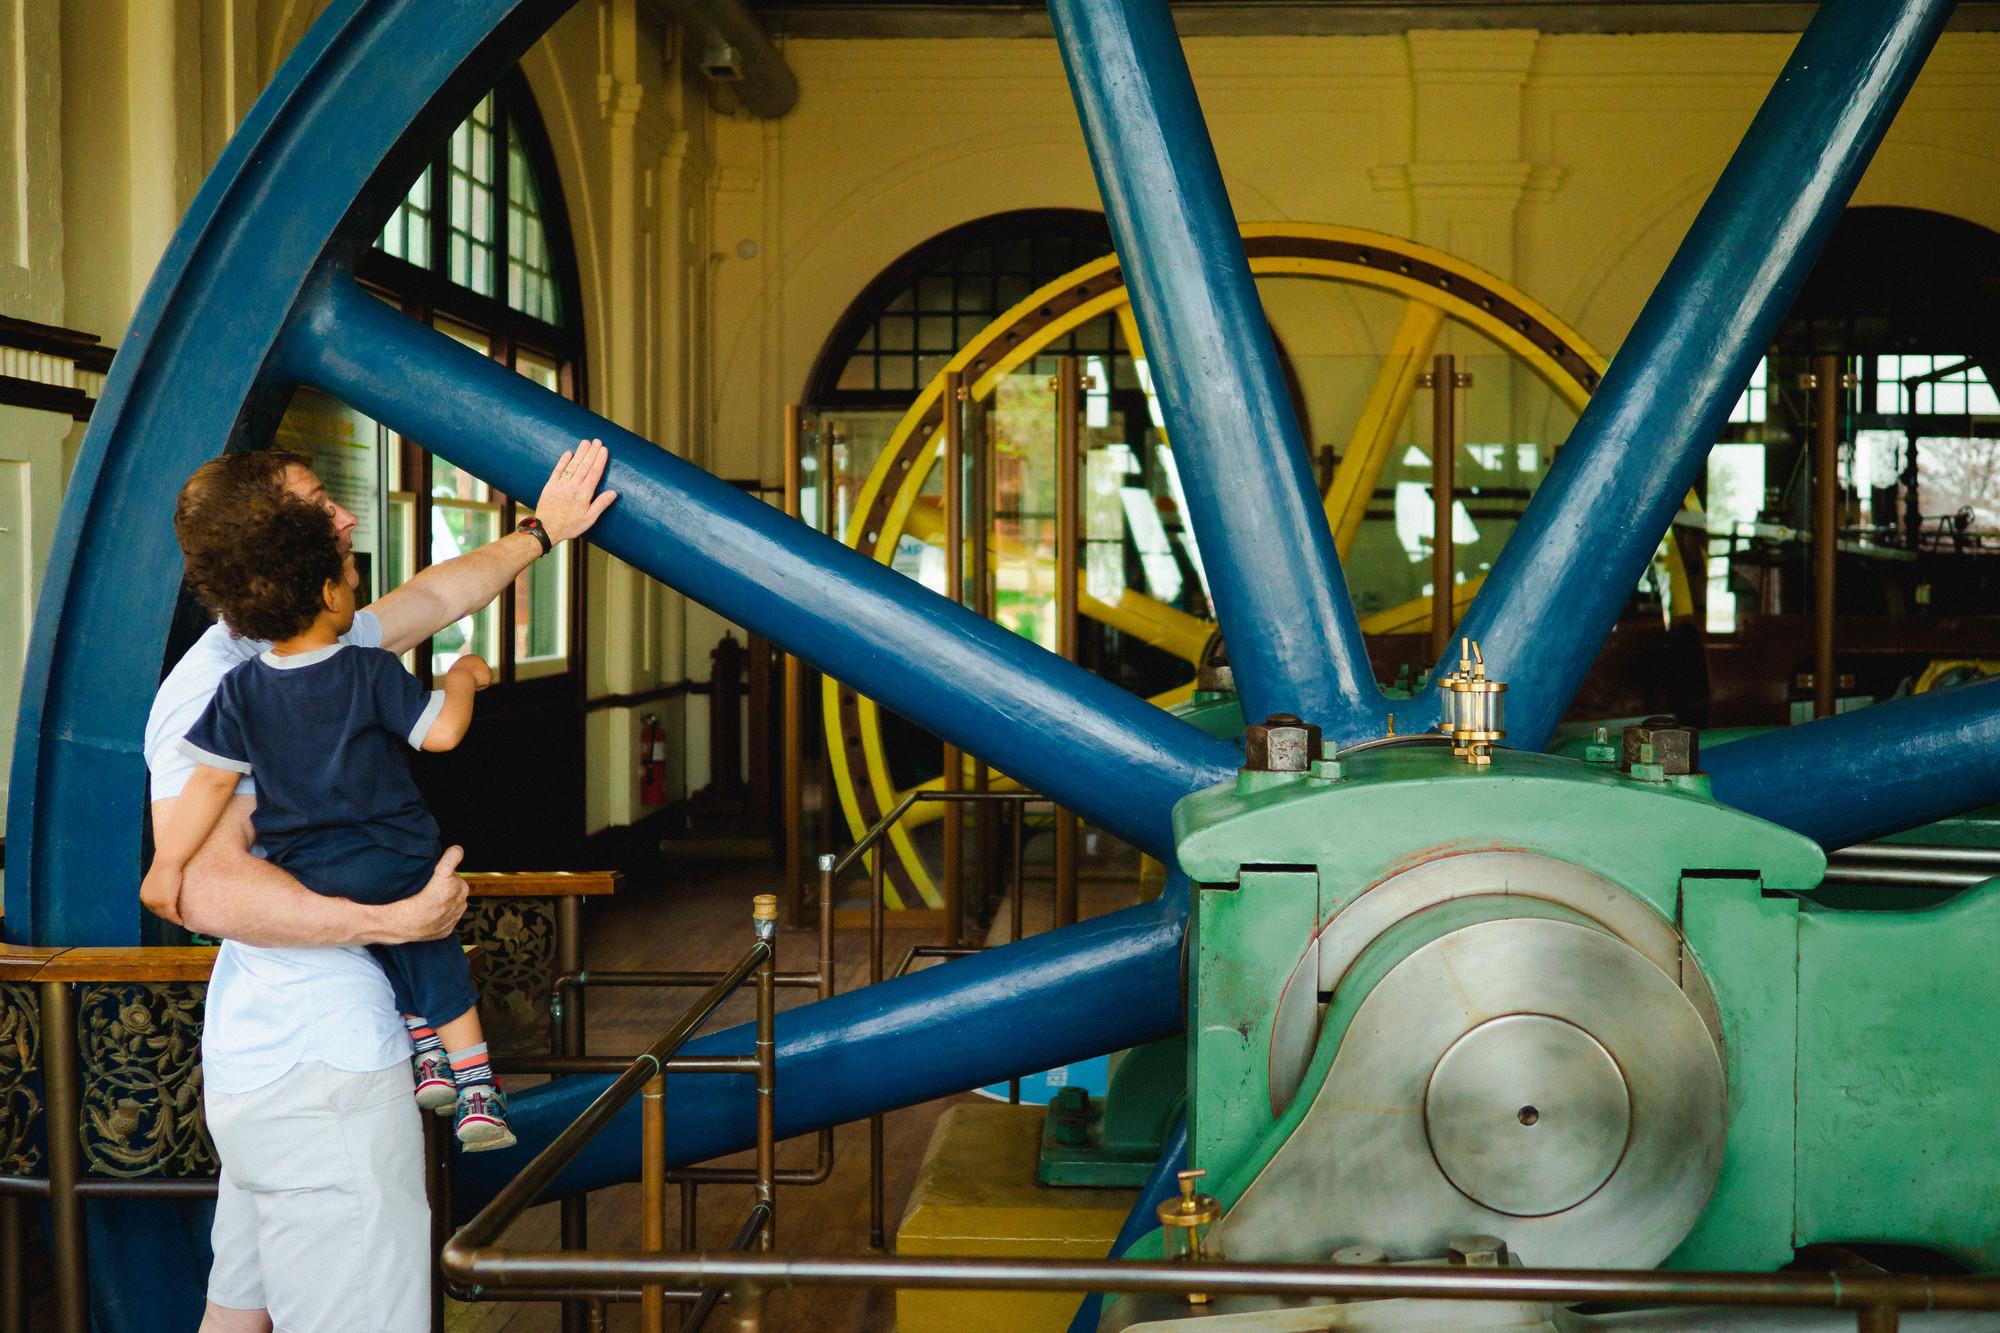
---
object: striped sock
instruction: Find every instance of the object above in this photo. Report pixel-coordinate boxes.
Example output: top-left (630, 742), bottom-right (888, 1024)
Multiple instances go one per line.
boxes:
top-left (404, 1016), bottom-right (443, 1054)
top-left (446, 1042), bottom-right (496, 1092)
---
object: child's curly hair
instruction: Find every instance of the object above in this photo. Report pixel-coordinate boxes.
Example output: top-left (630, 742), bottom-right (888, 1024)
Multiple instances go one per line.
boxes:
top-left (175, 451), bottom-right (344, 642)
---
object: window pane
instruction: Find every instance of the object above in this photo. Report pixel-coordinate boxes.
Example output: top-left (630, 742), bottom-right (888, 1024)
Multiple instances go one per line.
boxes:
top-left (431, 500), bottom-right (501, 674)
top-left (446, 94), bottom-right (497, 297)
top-left (375, 168), bottom-right (433, 268)
top-left (500, 118), bottom-right (563, 324)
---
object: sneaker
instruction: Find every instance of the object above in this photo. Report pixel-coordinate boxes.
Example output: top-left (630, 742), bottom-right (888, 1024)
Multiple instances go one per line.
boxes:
top-left (413, 1050), bottom-right (456, 1113)
top-left (454, 1086), bottom-right (517, 1152)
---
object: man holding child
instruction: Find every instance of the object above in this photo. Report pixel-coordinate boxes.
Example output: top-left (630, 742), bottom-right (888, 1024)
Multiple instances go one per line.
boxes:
top-left (143, 438), bottom-right (615, 1332)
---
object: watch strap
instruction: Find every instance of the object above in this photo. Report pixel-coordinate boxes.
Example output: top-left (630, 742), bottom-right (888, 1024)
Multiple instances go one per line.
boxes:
top-left (517, 515), bottom-right (553, 555)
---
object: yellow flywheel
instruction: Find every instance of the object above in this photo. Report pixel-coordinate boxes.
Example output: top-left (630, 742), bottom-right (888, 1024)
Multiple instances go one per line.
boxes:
top-left (824, 222), bottom-right (1695, 908)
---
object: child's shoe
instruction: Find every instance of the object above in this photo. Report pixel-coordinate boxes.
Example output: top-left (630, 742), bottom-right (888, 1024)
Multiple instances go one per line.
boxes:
top-left (454, 1085), bottom-right (516, 1151)
top-left (413, 1050), bottom-right (456, 1113)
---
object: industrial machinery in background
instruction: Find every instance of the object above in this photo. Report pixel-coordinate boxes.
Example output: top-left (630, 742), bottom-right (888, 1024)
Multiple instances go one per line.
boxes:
top-left (10, 0), bottom-right (2000, 1330)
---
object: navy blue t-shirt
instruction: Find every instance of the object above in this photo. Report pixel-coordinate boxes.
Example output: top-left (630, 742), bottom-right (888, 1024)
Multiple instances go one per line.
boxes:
top-left (180, 642), bottom-right (446, 903)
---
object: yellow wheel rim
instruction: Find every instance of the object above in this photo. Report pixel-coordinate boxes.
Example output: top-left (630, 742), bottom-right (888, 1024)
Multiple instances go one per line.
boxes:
top-left (824, 223), bottom-right (1692, 907)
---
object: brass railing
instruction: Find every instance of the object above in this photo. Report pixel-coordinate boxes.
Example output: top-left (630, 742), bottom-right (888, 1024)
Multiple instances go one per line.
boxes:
top-left (0, 870), bottom-right (605, 1333)
top-left (821, 786), bottom-right (1051, 1250)
top-left (444, 896), bottom-right (780, 1333)
top-left (417, 1248), bottom-right (2000, 1332)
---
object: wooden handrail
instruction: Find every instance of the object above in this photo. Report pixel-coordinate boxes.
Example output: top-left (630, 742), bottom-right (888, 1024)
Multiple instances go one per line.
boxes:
top-left (464, 870), bottom-right (620, 897)
top-left (0, 942), bottom-right (486, 984)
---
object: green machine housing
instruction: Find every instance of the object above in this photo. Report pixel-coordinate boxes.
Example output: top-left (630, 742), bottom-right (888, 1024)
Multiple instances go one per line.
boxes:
top-left (1099, 737), bottom-right (2000, 1291)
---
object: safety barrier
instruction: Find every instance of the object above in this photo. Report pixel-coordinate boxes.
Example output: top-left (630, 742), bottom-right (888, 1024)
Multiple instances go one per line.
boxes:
top-left (0, 869), bottom-right (613, 1333)
top-left (443, 895), bottom-right (780, 1332)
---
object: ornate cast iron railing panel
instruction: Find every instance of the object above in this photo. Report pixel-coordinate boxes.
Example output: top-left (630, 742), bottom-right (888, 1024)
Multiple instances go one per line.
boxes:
top-left (0, 982), bottom-right (42, 1177)
top-left (75, 983), bottom-right (215, 1179)
top-left (458, 895), bottom-right (557, 1056)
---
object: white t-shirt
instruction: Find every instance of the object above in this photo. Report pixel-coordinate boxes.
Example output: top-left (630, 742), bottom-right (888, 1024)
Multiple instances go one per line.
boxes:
top-left (144, 613), bottom-right (413, 1094)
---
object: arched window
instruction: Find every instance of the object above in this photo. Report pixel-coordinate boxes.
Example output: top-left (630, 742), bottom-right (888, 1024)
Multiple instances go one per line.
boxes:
top-left (280, 67), bottom-right (586, 691)
top-left (806, 209), bottom-right (1116, 409)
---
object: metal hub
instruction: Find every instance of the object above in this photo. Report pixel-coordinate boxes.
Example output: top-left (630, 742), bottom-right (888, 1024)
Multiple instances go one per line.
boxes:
top-left (1425, 1014), bottom-right (1632, 1217)
top-left (1219, 916), bottom-right (1726, 1269)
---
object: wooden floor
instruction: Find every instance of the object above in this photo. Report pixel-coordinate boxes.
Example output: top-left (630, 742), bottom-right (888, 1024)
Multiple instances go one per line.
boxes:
top-left (447, 845), bottom-right (1140, 1333)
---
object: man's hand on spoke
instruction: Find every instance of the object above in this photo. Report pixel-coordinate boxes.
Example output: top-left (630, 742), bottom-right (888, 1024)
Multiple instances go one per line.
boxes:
top-left (534, 437), bottom-right (618, 543)
top-left (377, 846), bottom-right (470, 943)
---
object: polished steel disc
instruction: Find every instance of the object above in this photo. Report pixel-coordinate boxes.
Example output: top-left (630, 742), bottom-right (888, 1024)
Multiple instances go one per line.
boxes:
top-left (1218, 917), bottom-right (1725, 1269)
top-left (1425, 1014), bottom-right (1631, 1216)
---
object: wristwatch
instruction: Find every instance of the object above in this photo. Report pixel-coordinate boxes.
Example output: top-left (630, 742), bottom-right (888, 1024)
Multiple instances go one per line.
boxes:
top-left (516, 515), bottom-right (552, 555)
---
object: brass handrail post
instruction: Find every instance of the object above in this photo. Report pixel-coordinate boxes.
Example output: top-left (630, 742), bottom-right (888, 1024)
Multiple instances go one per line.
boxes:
top-left (969, 394), bottom-right (997, 916)
top-left (554, 893), bottom-right (590, 1333)
top-left (868, 842), bottom-right (886, 1250)
top-left (941, 371), bottom-right (966, 948)
top-left (640, 1070), bottom-right (667, 1332)
top-left (424, 1113), bottom-right (454, 1333)
top-left (1425, 354), bottom-right (1464, 660)
top-left (0, 1193), bottom-right (22, 1333)
top-left (783, 405), bottom-right (807, 923)
top-left (40, 981), bottom-right (85, 1333)
top-left (1009, 795), bottom-right (1026, 1104)
top-left (753, 895), bottom-right (779, 1249)
top-left (732, 1280), bottom-right (765, 1331)
top-left (1813, 355), bottom-right (1840, 719)
top-left (1055, 356), bottom-right (1083, 928)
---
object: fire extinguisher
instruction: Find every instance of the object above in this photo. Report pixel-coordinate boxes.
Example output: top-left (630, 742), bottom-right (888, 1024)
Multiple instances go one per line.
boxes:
top-left (639, 713), bottom-right (667, 807)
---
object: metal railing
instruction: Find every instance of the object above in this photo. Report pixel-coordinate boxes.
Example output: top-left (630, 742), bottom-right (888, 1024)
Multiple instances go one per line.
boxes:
top-left (819, 786), bottom-right (1053, 1249)
top-left (492, 863), bottom-right (836, 1305)
top-left (444, 897), bottom-right (780, 1332)
top-left (419, 1248), bottom-right (2000, 1332)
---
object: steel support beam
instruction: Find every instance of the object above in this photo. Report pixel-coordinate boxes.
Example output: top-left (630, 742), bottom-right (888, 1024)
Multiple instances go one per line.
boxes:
top-left (1707, 681), bottom-right (2000, 850)
top-left (1048, 0), bottom-right (1384, 740)
top-left (452, 890), bottom-right (1190, 1212)
top-left (1426, 0), bottom-right (1953, 749)
top-left (275, 276), bottom-right (1237, 859)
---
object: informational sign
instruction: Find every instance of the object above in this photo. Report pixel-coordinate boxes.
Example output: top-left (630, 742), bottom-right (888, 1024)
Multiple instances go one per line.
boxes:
top-left (977, 1054), bottom-right (1110, 1106)
top-left (274, 387), bottom-right (383, 596)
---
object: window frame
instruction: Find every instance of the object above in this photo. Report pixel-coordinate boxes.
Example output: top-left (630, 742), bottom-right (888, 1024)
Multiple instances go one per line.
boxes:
top-left (356, 67), bottom-right (588, 701)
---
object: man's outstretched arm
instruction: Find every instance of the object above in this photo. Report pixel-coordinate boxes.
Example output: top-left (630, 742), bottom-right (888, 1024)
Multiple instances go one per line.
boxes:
top-left (371, 437), bottom-right (617, 655)
top-left (155, 794), bottom-right (468, 947)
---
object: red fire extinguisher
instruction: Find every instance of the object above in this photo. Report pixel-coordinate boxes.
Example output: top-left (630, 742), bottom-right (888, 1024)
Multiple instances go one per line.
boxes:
top-left (639, 713), bottom-right (667, 807)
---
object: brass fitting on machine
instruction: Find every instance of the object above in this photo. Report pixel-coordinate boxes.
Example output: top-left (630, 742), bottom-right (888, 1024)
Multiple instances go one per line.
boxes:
top-left (1438, 637), bottom-right (1506, 765)
top-left (1157, 1168), bottom-right (1222, 1305)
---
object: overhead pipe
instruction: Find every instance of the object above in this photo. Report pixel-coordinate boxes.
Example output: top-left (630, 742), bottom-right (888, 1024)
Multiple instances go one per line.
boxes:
top-left (1429, 0), bottom-right (1955, 750)
top-left (1048, 0), bottom-right (1385, 741)
top-left (672, 0), bottom-right (798, 118)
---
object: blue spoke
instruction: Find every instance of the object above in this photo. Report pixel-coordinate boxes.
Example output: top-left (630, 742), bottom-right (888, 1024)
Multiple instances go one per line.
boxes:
top-left (276, 274), bottom-right (1238, 859)
top-left (1049, 0), bottom-right (1384, 741)
top-left (1426, 0), bottom-right (1953, 749)
top-left (455, 891), bottom-right (1189, 1207)
top-left (1708, 682), bottom-right (2000, 850)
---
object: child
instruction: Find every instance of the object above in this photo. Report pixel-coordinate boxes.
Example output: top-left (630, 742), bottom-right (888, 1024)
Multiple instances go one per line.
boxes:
top-left (141, 496), bottom-right (514, 1151)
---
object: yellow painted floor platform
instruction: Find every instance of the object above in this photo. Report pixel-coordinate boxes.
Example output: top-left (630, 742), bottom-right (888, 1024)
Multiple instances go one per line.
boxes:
top-left (896, 1100), bottom-right (1138, 1332)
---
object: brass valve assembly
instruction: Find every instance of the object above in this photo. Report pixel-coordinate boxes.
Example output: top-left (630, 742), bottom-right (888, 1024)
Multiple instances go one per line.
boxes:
top-left (1157, 1168), bottom-right (1222, 1305)
top-left (1438, 638), bottom-right (1506, 766)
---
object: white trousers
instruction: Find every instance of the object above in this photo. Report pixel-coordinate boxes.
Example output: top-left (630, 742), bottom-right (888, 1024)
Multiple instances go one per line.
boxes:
top-left (204, 1061), bottom-right (430, 1332)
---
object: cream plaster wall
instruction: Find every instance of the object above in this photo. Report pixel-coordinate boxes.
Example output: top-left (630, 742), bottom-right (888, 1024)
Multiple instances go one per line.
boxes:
top-left (704, 29), bottom-right (2000, 488)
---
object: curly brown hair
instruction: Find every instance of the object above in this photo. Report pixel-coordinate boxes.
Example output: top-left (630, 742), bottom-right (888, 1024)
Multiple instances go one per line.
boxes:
top-left (174, 450), bottom-right (344, 642)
